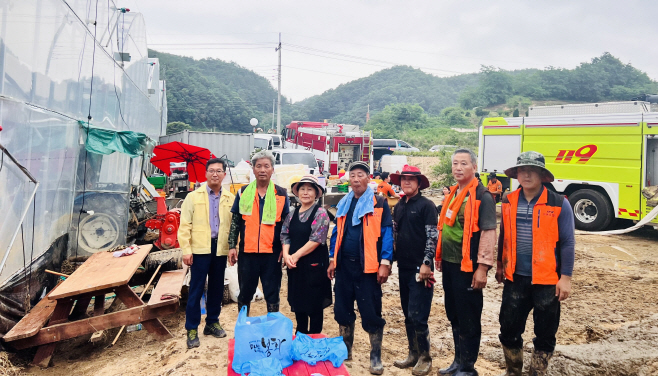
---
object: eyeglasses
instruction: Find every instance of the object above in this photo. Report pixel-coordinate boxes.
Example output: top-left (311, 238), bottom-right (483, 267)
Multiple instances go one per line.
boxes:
top-left (207, 169), bottom-right (224, 175)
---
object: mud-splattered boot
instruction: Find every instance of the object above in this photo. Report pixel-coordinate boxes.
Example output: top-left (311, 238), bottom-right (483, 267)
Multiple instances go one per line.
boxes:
top-left (529, 350), bottom-right (553, 376)
top-left (339, 322), bottom-right (355, 360)
top-left (267, 303), bottom-right (279, 312)
top-left (394, 324), bottom-right (419, 369)
top-left (369, 328), bottom-right (384, 375)
top-left (499, 345), bottom-right (523, 376)
top-left (412, 329), bottom-right (432, 376)
top-left (438, 327), bottom-right (461, 375)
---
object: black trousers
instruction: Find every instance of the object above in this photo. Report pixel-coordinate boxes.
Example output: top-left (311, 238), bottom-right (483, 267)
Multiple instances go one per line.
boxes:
top-left (237, 251), bottom-right (282, 307)
top-left (399, 267), bottom-right (433, 332)
top-left (295, 311), bottom-right (324, 334)
top-left (442, 260), bottom-right (483, 365)
top-left (334, 257), bottom-right (386, 333)
top-left (185, 241), bottom-right (227, 330)
top-left (499, 274), bottom-right (561, 353)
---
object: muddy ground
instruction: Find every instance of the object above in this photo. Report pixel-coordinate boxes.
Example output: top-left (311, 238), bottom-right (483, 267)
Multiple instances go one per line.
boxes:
top-left (5, 217), bottom-right (658, 376)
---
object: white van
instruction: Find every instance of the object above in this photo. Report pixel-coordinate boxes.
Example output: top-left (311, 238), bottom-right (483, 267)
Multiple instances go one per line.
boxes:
top-left (271, 149), bottom-right (321, 175)
top-left (254, 134), bottom-right (283, 150)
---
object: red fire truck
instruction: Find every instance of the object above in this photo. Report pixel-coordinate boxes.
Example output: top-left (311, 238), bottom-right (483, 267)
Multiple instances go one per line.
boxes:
top-left (283, 121), bottom-right (373, 175)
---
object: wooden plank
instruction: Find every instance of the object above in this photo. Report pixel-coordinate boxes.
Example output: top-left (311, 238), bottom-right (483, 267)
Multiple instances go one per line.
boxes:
top-left (48, 244), bottom-right (152, 300)
top-left (93, 295), bottom-right (105, 316)
top-left (4, 283), bottom-right (61, 342)
top-left (69, 296), bottom-right (92, 319)
top-left (114, 284), bottom-right (173, 340)
top-left (12, 302), bottom-right (177, 349)
top-left (29, 299), bottom-right (74, 367)
top-left (147, 266), bottom-right (188, 305)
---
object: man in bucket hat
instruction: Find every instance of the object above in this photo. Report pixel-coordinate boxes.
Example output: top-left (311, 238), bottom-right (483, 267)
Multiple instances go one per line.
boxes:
top-left (389, 165), bottom-right (438, 375)
top-left (328, 161), bottom-right (394, 375)
top-left (496, 151), bottom-right (575, 376)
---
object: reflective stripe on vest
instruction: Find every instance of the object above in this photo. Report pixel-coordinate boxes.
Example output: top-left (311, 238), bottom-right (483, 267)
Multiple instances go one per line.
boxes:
top-left (502, 188), bottom-right (562, 285)
top-left (334, 196), bottom-right (383, 273)
top-left (435, 183), bottom-right (481, 273)
top-left (242, 189), bottom-right (286, 253)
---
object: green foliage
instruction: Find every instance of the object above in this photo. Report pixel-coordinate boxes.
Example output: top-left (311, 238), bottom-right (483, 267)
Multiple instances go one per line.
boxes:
top-left (150, 50), bottom-right (289, 133)
top-left (363, 103), bottom-right (478, 150)
top-left (166, 121), bottom-right (191, 134)
top-left (458, 53), bottom-right (658, 110)
top-left (431, 150), bottom-right (456, 187)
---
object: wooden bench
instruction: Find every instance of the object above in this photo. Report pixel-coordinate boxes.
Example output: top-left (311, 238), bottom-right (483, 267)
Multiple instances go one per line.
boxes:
top-left (147, 265), bottom-right (188, 305)
top-left (3, 283), bottom-right (60, 342)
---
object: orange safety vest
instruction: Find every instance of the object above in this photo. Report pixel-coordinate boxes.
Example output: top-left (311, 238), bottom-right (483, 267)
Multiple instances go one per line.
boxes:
top-left (239, 185), bottom-right (287, 253)
top-left (334, 196), bottom-right (386, 273)
top-left (501, 187), bottom-right (563, 285)
top-left (435, 182), bottom-right (488, 272)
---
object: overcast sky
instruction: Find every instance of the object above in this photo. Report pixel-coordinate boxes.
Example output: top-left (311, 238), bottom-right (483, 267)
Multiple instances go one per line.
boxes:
top-left (127, 0), bottom-right (658, 102)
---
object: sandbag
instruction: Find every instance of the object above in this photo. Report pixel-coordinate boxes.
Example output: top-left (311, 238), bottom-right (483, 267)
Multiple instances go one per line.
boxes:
top-left (232, 306), bottom-right (293, 374)
top-left (291, 332), bottom-right (348, 367)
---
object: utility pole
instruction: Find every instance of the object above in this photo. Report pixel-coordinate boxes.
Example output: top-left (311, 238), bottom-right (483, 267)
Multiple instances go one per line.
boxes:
top-left (276, 32), bottom-right (282, 134)
top-left (272, 98), bottom-right (275, 131)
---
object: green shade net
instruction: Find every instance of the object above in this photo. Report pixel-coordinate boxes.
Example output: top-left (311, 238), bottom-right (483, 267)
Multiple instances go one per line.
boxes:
top-left (79, 121), bottom-right (155, 158)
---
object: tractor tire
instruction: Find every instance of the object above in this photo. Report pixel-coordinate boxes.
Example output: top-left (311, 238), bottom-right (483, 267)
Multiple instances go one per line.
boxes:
top-left (568, 189), bottom-right (613, 231)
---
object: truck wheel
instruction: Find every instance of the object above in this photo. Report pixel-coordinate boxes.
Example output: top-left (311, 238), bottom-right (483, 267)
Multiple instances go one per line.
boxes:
top-left (568, 189), bottom-right (613, 231)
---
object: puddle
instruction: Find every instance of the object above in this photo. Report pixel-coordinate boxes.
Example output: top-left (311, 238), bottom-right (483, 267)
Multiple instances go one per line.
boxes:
top-left (592, 246), bottom-right (637, 261)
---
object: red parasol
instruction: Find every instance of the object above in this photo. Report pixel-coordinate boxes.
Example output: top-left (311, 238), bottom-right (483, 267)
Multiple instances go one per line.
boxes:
top-left (150, 141), bottom-right (215, 183)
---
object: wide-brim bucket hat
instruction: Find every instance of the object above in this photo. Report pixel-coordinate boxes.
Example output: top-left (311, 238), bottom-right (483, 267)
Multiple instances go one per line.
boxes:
top-left (291, 175), bottom-right (325, 198)
top-left (504, 151), bottom-right (555, 183)
top-left (389, 164), bottom-right (430, 190)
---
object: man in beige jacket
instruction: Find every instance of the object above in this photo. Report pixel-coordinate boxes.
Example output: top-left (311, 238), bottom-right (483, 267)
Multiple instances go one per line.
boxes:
top-left (178, 158), bottom-right (235, 349)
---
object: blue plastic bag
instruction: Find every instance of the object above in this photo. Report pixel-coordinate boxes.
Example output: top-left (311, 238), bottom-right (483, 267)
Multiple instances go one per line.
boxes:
top-left (232, 306), bottom-right (293, 374)
top-left (291, 333), bottom-right (348, 367)
top-left (240, 357), bottom-right (284, 376)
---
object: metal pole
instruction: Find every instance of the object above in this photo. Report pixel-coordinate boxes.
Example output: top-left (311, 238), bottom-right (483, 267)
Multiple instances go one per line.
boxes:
top-left (272, 98), bottom-right (275, 131)
top-left (276, 32), bottom-right (282, 134)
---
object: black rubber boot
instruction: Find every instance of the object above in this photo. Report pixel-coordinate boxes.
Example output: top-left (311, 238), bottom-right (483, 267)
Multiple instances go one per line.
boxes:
top-left (501, 345), bottom-right (523, 376)
top-left (267, 303), bottom-right (279, 312)
top-left (529, 350), bottom-right (553, 376)
top-left (394, 324), bottom-right (419, 369)
top-left (369, 328), bottom-right (384, 375)
top-left (412, 329), bottom-right (432, 376)
top-left (454, 333), bottom-right (479, 376)
top-left (339, 322), bottom-right (355, 360)
top-left (238, 301), bottom-right (251, 316)
top-left (439, 327), bottom-right (461, 375)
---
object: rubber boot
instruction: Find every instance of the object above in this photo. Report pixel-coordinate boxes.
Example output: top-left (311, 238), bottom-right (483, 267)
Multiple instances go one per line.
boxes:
top-left (500, 345), bottom-right (523, 376)
top-left (529, 350), bottom-right (553, 376)
top-left (369, 328), bottom-right (384, 375)
top-left (339, 322), bottom-right (355, 360)
top-left (238, 301), bottom-right (251, 316)
top-left (438, 327), bottom-right (460, 375)
top-left (394, 324), bottom-right (419, 369)
top-left (412, 329), bottom-right (432, 376)
top-left (267, 303), bottom-right (279, 312)
top-left (454, 333), bottom-right (479, 376)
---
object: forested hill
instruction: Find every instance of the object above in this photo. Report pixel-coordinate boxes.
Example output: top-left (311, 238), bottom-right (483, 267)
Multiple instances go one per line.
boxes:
top-left (153, 50), bottom-right (657, 138)
top-left (149, 50), bottom-right (288, 133)
top-left (288, 66), bottom-right (480, 126)
top-left (294, 53), bottom-right (657, 125)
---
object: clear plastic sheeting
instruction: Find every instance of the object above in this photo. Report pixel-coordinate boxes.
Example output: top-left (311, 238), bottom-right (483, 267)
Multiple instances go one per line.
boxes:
top-left (0, 0), bottom-right (165, 331)
top-left (0, 100), bottom-right (79, 286)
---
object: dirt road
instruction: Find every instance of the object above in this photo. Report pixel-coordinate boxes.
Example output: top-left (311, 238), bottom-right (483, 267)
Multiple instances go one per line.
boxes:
top-left (8, 226), bottom-right (658, 376)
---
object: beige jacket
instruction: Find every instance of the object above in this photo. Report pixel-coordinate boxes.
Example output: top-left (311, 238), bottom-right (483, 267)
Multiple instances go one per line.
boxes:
top-left (178, 183), bottom-right (235, 256)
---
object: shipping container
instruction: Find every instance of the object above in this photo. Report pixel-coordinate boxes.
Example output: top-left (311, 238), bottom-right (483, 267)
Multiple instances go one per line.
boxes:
top-left (159, 130), bottom-right (254, 164)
